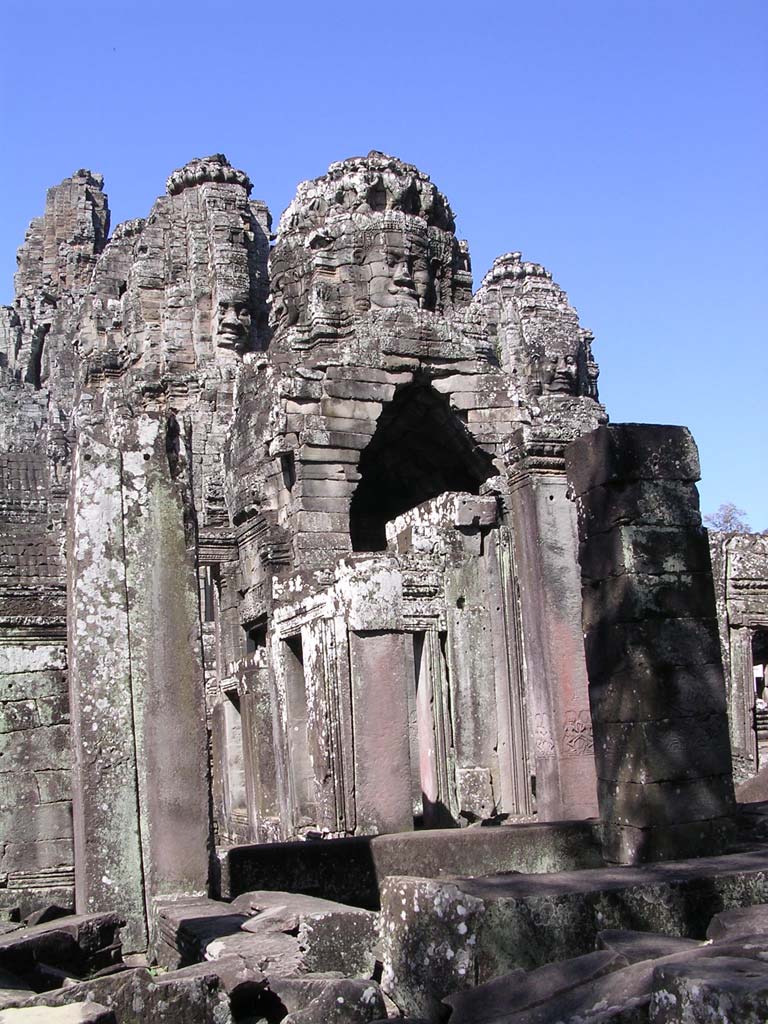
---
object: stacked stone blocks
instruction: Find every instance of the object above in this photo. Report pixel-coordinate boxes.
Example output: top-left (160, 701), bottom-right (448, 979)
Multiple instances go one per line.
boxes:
top-left (566, 424), bottom-right (736, 863)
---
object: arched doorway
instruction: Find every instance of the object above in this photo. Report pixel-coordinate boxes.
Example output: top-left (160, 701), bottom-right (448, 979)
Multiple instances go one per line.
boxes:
top-left (349, 382), bottom-right (496, 551)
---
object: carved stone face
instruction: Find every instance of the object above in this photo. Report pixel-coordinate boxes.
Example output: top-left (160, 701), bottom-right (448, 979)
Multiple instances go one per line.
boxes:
top-left (215, 299), bottom-right (251, 351)
top-left (356, 231), bottom-right (435, 310)
top-left (543, 352), bottom-right (578, 395)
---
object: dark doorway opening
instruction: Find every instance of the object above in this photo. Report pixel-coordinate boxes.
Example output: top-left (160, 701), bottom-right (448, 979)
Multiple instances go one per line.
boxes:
top-left (349, 383), bottom-right (496, 551)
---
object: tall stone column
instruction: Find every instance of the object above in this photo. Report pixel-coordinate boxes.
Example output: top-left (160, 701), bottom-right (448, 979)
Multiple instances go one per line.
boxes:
top-left (68, 436), bottom-right (147, 951)
top-left (566, 424), bottom-right (736, 863)
top-left (69, 415), bottom-right (210, 950)
top-left (505, 433), bottom-right (599, 821)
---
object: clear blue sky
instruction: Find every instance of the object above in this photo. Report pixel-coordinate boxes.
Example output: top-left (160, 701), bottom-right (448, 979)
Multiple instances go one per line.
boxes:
top-left (2, 1), bottom-right (766, 528)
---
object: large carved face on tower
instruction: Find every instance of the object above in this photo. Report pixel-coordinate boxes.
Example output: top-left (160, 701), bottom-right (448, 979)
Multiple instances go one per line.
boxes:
top-left (355, 227), bottom-right (435, 310)
top-left (269, 152), bottom-right (471, 344)
top-left (214, 295), bottom-right (252, 352)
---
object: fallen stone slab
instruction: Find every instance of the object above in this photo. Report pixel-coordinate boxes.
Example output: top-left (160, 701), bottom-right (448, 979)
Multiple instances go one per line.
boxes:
top-left (263, 977), bottom-right (387, 1023)
top-left (650, 956), bottom-right (768, 1023)
top-left (5, 967), bottom-right (231, 1024)
top-left (443, 951), bottom-right (624, 1024)
top-left (706, 902), bottom-right (768, 941)
top-left (155, 897), bottom-right (248, 968)
top-left (204, 928), bottom-right (304, 975)
top-left (0, 970), bottom-right (32, 1011)
top-left (0, 1005), bottom-right (115, 1023)
top-left (380, 848), bottom-right (768, 1015)
top-left (596, 929), bottom-right (706, 963)
top-left (232, 890), bottom-right (378, 975)
top-left (22, 906), bottom-right (72, 928)
top-left (0, 913), bottom-right (123, 977)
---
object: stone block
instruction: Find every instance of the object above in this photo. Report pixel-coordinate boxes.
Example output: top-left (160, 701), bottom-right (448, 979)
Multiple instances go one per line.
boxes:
top-left (576, 479), bottom-right (703, 537)
top-left (0, 774), bottom-right (37, 810)
top-left (597, 775), bottom-right (735, 827)
top-left (0, 726), bottom-right (71, 774)
top-left (35, 695), bottom-right (69, 727)
top-left (0, 704), bottom-right (38, 734)
top-left (0, 649), bottom-right (66, 677)
top-left (600, 817), bottom-right (737, 867)
top-left (579, 525), bottom-right (712, 580)
top-left (0, 803), bottom-right (73, 843)
top-left (8, 968), bottom-right (229, 1024)
top-left (707, 903), bottom-right (768, 941)
top-left (443, 951), bottom-right (620, 1023)
top-left (280, 978), bottom-right (386, 1022)
top-left (0, 839), bottom-right (73, 874)
top-left (34, 771), bottom-right (71, 804)
top-left (588, 662), bottom-right (727, 723)
top-left (380, 876), bottom-right (484, 1019)
top-left (583, 618), bottom-right (723, 683)
top-left (299, 446), bottom-right (360, 463)
top-left (581, 572), bottom-right (717, 629)
top-left (324, 380), bottom-right (395, 403)
top-left (592, 715), bottom-right (733, 783)
top-left (0, 672), bottom-right (67, 702)
top-left (155, 898), bottom-right (247, 968)
top-left (565, 424), bottom-right (701, 496)
top-left (320, 397), bottom-right (382, 421)
top-left (650, 956), bottom-right (768, 1023)
top-left (0, 1004), bottom-right (116, 1023)
top-left (232, 890), bottom-right (378, 977)
top-left (596, 929), bottom-right (705, 963)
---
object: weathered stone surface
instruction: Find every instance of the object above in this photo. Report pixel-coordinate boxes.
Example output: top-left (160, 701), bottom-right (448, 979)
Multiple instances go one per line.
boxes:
top-left (232, 890), bottom-right (378, 976)
top-left (379, 850), bottom-right (768, 1014)
top-left (567, 424), bottom-right (735, 864)
top-left (281, 979), bottom-right (386, 1023)
top-left (261, 977), bottom-right (386, 1024)
top-left (443, 951), bottom-right (622, 1023)
top-left (5, 149), bottom-right (754, 977)
top-left (0, 1005), bottom-right (115, 1023)
top-left (707, 902), bottom-right (768, 941)
top-left (220, 820), bottom-right (603, 907)
top-left (596, 929), bottom-right (705, 963)
top-left (7, 968), bottom-right (230, 1024)
top-left (0, 912), bottom-right (123, 977)
top-left (650, 957), bottom-right (768, 1023)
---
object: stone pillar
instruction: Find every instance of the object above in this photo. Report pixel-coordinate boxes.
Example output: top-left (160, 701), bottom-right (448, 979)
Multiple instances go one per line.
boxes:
top-left (69, 436), bottom-right (147, 951)
top-left (69, 417), bottom-right (211, 950)
top-left (566, 424), bottom-right (736, 863)
top-left (506, 436), bottom-right (599, 821)
top-left (348, 630), bottom-right (414, 835)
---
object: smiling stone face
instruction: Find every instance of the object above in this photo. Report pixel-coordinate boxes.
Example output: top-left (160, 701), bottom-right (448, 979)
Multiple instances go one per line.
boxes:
top-left (215, 297), bottom-right (252, 351)
top-left (356, 230), bottom-right (435, 311)
top-left (269, 152), bottom-right (471, 345)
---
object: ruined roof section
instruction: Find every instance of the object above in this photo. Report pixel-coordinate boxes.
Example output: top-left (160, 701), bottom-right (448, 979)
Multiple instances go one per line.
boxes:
top-left (166, 154), bottom-right (253, 197)
top-left (277, 150), bottom-right (456, 236)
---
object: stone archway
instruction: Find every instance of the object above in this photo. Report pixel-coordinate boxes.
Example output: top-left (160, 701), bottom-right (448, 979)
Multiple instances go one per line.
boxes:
top-left (349, 382), bottom-right (496, 551)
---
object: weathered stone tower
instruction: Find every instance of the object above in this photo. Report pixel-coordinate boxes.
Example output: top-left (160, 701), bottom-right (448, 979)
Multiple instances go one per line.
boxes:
top-left (0, 152), bottom-right (735, 951)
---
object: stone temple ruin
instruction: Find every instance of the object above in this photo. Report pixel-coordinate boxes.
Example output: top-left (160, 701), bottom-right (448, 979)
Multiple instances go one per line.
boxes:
top-left (0, 152), bottom-right (767, 1022)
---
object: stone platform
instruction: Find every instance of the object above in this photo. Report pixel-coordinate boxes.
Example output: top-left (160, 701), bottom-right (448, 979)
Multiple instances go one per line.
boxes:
top-left (218, 818), bottom-right (604, 907)
top-left (379, 845), bottom-right (768, 1016)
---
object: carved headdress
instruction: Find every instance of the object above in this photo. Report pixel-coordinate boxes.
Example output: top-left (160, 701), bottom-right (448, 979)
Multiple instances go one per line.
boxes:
top-left (269, 152), bottom-right (472, 346)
